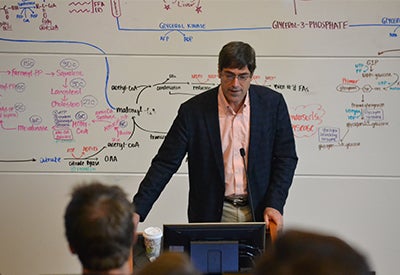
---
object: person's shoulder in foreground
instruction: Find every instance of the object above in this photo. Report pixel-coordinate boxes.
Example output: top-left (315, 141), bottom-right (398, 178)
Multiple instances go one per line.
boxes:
top-left (253, 228), bottom-right (372, 275)
top-left (64, 181), bottom-right (135, 275)
top-left (136, 251), bottom-right (201, 275)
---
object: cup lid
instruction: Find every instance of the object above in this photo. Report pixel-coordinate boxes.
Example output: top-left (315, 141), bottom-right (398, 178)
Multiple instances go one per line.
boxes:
top-left (143, 226), bottom-right (163, 238)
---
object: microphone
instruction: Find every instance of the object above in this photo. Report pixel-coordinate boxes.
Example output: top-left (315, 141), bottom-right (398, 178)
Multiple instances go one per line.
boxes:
top-left (240, 148), bottom-right (255, 222)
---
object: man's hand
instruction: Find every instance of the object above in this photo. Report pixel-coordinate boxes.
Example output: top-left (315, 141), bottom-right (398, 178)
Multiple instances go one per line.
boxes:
top-left (263, 207), bottom-right (283, 231)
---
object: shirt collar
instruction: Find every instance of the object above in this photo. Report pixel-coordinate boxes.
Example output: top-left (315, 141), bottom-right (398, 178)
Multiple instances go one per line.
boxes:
top-left (217, 86), bottom-right (249, 115)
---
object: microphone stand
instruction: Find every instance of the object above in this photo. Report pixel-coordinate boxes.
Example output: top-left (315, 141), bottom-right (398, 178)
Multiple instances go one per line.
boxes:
top-left (240, 148), bottom-right (255, 222)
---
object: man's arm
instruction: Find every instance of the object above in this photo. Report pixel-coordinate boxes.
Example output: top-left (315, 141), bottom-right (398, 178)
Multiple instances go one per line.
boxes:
top-left (133, 105), bottom-right (189, 222)
top-left (265, 93), bottom-right (298, 215)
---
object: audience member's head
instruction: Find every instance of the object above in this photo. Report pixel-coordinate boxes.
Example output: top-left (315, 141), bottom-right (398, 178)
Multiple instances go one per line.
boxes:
top-left (254, 229), bottom-right (371, 275)
top-left (136, 252), bottom-right (201, 275)
top-left (64, 181), bottom-right (135, 274)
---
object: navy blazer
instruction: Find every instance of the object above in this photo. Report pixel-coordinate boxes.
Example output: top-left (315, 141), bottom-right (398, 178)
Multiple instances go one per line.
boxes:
top-left (133, 84), bottom-right (298, 222)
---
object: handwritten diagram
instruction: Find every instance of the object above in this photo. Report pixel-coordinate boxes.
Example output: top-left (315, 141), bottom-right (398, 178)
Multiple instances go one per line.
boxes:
top-left (0, 0), bottom-right (399, 176)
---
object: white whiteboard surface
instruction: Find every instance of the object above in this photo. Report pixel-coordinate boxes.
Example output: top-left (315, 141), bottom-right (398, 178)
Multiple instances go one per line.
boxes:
top-left (0, 54), bottom-right (399, 176)
top-left (1, 1), bottom-right (400, 275)
top-left (1, 0), bottom-right (399, 176)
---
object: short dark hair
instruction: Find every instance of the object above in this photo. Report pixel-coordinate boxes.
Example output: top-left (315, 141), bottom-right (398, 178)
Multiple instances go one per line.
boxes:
top-left (218, 41), bottom-right (256, 74)
top-left (64, 182), bottom-right (134, 271)
top-left (254, 229), bottom-right (371, 275)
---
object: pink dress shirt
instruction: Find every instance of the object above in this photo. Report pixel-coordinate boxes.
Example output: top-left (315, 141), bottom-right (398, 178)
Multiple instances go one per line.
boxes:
top-left (217, 87), bottom-right (250, 197)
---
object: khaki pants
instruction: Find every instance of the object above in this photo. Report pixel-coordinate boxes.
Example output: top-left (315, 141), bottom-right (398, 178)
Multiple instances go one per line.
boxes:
top-left (221, 201), bottom-right (253, 222)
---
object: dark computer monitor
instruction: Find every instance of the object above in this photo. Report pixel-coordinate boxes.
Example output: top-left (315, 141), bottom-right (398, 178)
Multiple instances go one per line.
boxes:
top-left (163, 222), bottom-right (266, 274)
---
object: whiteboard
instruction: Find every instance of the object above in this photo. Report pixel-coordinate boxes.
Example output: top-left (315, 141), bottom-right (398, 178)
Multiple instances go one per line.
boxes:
top-left (0, 0), bottom-right (399, 177)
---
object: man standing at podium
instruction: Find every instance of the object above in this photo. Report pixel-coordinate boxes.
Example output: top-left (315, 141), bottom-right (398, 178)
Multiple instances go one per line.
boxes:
top-left (133, 41), bottom-right (298, 230)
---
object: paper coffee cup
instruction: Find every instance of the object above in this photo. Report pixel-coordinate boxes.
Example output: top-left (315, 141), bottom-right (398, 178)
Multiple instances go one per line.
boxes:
top-left (143, 226), bottom-right (163, 261)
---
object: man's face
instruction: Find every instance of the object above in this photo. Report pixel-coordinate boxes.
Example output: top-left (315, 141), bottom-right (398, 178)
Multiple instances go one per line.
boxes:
top-left (218, 66), bottom-right (252, 109)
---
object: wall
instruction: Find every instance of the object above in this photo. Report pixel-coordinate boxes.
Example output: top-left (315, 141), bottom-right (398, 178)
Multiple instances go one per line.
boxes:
top-left (0, 1), bottom-right (399, 274)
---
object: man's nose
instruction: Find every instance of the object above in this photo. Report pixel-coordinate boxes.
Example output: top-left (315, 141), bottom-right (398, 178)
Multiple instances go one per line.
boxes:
top-left (232, 76), bottom-right (240, 86)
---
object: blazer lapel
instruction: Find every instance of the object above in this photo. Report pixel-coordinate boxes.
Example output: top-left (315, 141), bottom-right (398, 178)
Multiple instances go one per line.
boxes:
top-left (203, 87), bottom-right (225, 182)
top-left (248, 87), bottom-right (264, 172)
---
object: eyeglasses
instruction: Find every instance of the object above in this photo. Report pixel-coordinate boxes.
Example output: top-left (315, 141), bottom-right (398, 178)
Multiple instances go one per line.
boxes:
top-left (220, 72), bottom-right (251, 82)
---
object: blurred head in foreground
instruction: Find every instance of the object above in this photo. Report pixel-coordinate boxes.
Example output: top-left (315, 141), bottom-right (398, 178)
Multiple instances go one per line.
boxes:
top-left (254, 229), bottom-right (372, 275)
top-left (64, 182), bottom-right (135, 274)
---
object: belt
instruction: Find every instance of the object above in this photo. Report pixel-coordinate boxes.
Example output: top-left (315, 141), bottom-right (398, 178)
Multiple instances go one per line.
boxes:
top-left (224, 195), bottom-right (249, 207)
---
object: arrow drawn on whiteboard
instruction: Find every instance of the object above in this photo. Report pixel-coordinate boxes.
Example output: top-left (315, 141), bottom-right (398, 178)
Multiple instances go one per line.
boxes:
top-left (383, 73), bottom-right (399, 90)
top-left (129, 116), bottom-right (167, 140)
top-left (153, 79), bottom-right (190, 86)
top-left (0, 158), bottom-right (36, 162)
top-left (340, 128), bottom-right (350, 143)
top-left (64, 146), bottom-right (107, 160)
top-left (378, 49), bottom-right (400, 55)
top-left (63, 78), bottom-right (68, 88)
top-left (0, 120), bottom-right (17, 130)
top-left (135, 85), bottom-right (152, 104)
